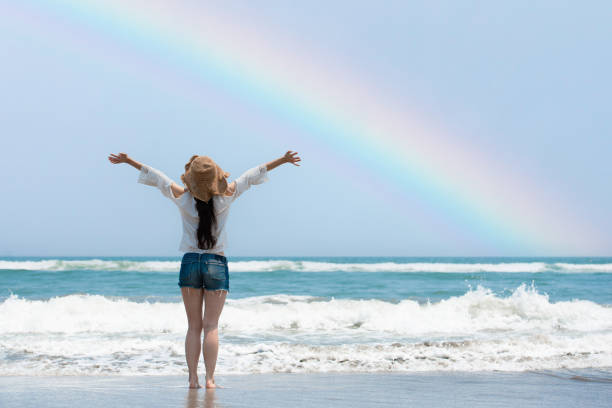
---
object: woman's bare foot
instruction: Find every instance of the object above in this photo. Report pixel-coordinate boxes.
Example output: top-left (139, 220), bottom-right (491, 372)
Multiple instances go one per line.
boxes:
top-left (205, 378), bottom-right (223, 389)
top-left (189, 373), bottom-right (202, 389)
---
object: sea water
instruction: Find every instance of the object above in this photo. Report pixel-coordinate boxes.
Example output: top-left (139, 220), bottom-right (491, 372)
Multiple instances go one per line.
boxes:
top-left (1, 257), bottom-right (611, 375)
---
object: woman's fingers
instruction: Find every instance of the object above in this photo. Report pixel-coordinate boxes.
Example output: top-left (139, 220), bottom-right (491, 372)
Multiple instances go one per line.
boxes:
top-left (108, 154), bottom-right (123, 164)
top-left (287, 152), bottom-right (301, 166)
top-left (108, 152), bottom-right (128, 164)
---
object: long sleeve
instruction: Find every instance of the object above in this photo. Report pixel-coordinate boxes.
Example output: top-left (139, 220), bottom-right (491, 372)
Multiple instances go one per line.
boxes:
top-left (137, 164), bottom-right (181, 204)
top-left (232, 164), bottom-right (269, 200)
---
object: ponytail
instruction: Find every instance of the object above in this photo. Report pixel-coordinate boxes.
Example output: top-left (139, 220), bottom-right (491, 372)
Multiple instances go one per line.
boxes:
top-left (194, 197), bottom-right (217, 249)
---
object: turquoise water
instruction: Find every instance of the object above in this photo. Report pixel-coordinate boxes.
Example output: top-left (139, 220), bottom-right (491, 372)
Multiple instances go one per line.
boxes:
top-left (2, 256), bottom-right (612, 303)
top-left (1, 256), bottom-right (611, 375)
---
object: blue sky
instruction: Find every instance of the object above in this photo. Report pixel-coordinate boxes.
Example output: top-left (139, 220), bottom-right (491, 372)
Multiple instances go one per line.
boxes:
top-left (1, 1), bottom-right (611, 257)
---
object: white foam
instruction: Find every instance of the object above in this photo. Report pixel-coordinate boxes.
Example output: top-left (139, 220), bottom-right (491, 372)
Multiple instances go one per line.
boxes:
top-left (554, 263), bottom-right (612, 272)
top-left (0, 259), bottom-right (180, 272)
top-left (1, 336), bottom-right (611, 376)
top-left (219, 336), bottom-right (612, 374)
top-left (2, 259), bottom-right (612, 273)
top-left (230, 261), bottom-right (555, 272)
top-left (1, 285), bottom-right (610, 336)
top-left (1, 285), bottom-right (611, 375)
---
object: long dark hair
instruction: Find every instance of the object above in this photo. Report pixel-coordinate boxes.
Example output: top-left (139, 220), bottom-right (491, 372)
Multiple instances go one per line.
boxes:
top-left (195, 197), bottom-right (217, 249)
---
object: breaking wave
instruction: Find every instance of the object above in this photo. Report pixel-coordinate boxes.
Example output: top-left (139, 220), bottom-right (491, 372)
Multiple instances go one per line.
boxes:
top-left (1, 285), bottom-right (611, 375)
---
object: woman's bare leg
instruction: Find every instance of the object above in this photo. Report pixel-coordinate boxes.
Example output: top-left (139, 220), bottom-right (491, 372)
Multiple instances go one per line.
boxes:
top-left (202, 289), bottom-right (227, 388)
top-left (181, 287), bottom-right (204, 388)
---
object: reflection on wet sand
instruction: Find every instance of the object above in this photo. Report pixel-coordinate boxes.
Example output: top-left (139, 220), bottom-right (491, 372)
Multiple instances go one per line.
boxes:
top-left (185, 388), bottom-right (220, 408)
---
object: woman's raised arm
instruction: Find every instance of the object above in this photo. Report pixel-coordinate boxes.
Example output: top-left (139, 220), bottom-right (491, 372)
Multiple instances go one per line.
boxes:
top-left (227, 151), bottom-right (301, 199)
top-left (108, 152), bottom-right (143, 170)
top-left (108, 152), bottom-right (186, 199)
top-left (265, 150), bottom-right (301, 171)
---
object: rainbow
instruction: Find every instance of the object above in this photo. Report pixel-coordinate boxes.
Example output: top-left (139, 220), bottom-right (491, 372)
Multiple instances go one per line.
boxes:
top-left (12, 0), bottom-right (602, 253)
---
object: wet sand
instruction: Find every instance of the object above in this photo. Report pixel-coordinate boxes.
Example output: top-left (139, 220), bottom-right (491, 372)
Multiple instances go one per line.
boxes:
top-left (1, 370), bottom-right (611, 408)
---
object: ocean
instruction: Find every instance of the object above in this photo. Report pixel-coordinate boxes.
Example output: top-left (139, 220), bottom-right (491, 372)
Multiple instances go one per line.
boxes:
top-left (1, 256), bottom-right (611, 376)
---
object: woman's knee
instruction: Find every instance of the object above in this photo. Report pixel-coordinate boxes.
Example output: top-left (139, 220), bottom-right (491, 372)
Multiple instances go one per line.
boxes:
top-left (187, 322), bottom-right (203, 333)
top-left (203, 319), bottom-right (218, 333)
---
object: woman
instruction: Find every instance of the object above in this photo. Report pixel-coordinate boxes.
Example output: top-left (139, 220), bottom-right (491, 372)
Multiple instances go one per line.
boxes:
top-left (108, 151), bottom-right (301, 388)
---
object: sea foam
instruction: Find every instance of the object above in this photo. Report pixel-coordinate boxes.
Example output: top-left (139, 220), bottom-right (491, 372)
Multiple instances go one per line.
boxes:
top-left (1, 285), bottom-right (610, 336)
top-left (1, 285), bottom-right (611, 375)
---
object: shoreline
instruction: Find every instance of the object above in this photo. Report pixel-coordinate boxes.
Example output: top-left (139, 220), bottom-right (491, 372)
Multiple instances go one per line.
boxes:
top-left (1, 370), bottom-right (611, 408)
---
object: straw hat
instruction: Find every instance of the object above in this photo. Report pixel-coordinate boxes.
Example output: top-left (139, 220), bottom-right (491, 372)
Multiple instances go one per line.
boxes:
top-left (180, 155), bottom-right (230, 202)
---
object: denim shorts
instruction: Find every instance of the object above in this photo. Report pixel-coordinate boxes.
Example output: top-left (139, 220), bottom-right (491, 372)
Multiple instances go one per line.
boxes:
top-left (178, 252), bottom-right (229, 292)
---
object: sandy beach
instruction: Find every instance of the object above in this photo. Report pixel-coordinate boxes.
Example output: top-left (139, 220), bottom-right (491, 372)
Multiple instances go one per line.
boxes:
top-left (1, 371), bottom-right (611, 408)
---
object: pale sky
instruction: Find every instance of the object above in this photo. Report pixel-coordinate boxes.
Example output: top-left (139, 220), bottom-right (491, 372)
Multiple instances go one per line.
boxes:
top-left (1, 1), bottom-right (611, 257)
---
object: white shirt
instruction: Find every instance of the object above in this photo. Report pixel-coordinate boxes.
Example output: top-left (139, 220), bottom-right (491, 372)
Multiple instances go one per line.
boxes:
top-left (137, 163), bottom-right (269, 254)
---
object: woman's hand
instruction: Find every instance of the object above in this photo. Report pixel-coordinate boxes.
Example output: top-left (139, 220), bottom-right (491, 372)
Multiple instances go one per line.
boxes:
top-left (266, 151), bottom-right (302, 171)
top-left (283, 151), bottom-right (301, 166)
top-left (108, 152), bottom-right (130, 164)
top-left (108, 152), bottom-right (143, 170)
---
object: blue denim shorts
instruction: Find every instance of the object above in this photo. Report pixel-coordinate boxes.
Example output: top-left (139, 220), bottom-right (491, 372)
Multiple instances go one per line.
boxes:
top-left (178, 252), bottom-right (229, 292)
